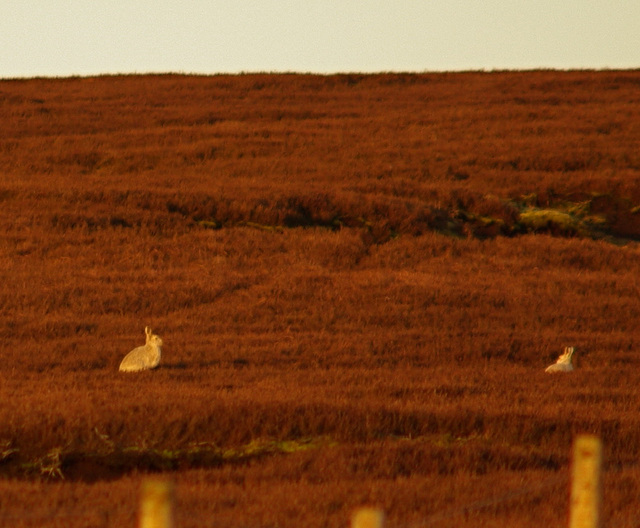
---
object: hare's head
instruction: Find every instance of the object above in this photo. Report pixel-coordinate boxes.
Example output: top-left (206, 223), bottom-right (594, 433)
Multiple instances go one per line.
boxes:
top-left (145, 326), bottom-right (163, 347)
top-left (558, 346), bottom-right (574, 364)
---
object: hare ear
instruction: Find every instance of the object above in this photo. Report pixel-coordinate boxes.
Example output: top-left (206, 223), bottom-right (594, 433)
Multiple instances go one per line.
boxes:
top-left (145, 326), bottom-right (152, 337)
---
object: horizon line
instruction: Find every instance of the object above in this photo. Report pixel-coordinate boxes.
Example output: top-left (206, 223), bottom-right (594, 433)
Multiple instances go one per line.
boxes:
top-left (3, 66), bottom-right (640, 81)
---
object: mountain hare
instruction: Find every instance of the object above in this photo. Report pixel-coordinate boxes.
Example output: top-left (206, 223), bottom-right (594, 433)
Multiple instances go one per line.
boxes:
top-left (119, 327), bottom-right (163, 372)
top-left (545, 346), bottom-right (575, 373)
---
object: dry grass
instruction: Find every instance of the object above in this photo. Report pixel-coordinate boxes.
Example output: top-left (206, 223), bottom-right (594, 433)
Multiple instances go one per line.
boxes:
top-left (1, 71), bottom-right (640, 527)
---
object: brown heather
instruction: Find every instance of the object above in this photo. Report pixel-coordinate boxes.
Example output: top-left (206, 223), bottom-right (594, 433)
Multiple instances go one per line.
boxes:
top-left (1, 71), bottom-right (640, 527)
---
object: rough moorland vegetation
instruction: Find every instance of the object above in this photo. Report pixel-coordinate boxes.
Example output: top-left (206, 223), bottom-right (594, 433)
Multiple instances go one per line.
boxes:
top-left (1, 71), bottom-right (639, 527)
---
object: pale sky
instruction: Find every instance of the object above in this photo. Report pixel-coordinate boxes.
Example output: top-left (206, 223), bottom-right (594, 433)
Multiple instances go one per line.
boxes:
top-left (2, 1), bottom-right (639, 78)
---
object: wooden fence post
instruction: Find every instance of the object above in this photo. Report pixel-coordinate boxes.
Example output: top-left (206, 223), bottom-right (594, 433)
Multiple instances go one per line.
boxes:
top-left (352, 508), bottom-right (384, 528)
top-left (569, 435), bottom-right (602, 528)
top-left (140, 478), bottom-right (174, 528)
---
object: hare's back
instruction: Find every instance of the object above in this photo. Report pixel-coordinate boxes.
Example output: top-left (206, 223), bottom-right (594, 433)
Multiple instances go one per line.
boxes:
top-left (119, 344), bottom-right (159, 372)
top-left (545, 362), bottom-right (573, 373)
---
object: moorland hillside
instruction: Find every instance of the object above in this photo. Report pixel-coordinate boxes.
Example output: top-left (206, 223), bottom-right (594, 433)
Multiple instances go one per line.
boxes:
top-left (0, 71), bottom-right (639, 527)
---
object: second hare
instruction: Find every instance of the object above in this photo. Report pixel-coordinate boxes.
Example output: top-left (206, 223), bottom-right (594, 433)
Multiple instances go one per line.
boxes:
top-left (119, 327), bottom-right (163, 372)
top-left (545, 346), bottom-right (575, 373)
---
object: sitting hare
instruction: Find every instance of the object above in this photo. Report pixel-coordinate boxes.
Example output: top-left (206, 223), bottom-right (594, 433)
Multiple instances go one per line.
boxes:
top-left (119, 327), bottom-right (163, 372)
top-left (545, 346), bottom-right (575, 373)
